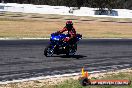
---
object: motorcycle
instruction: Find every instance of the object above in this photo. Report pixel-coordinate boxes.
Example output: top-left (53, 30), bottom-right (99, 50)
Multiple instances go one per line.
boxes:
top-left (44, 32), bottom-right (82, 57)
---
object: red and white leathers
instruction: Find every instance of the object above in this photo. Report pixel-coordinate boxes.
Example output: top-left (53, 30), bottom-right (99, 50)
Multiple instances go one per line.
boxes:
top-left (57, 26), bottom-right (76, 42)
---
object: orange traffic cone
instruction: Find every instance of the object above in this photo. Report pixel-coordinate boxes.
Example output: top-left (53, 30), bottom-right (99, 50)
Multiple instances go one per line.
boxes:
top-left (85, 71), bottom-right (89, 78)
top-left (82, 67), bottom-right (89, 78)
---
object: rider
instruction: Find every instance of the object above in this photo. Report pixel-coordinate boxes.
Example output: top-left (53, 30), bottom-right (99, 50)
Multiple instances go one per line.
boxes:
top-left (57, 20), bottom-right (77, 44)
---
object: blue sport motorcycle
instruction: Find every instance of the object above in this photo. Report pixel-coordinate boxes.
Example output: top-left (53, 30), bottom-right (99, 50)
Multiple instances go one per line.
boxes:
top-left (44, 33), bottom-right (82, 57)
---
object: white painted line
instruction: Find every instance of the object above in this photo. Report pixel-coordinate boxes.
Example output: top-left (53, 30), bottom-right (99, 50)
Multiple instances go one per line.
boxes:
top-left (0, 70), bottom-right (103, 84)
top-left (0, 68), bottom-right (131, 84)
top-left (0, 38), bottom-right (50, 40)
top-left (1, 37), bottom-right (132, 40)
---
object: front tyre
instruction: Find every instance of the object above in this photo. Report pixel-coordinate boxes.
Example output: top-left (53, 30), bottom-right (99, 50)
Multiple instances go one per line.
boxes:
top-left (44, 46), bottom-right (54, 57)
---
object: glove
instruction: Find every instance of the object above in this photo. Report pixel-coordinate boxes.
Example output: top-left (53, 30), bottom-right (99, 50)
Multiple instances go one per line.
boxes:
top-left (63, 37), bottom-right (70, 42)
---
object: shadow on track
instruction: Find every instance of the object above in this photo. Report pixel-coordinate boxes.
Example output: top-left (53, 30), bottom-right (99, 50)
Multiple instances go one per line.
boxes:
top-left (52, 55), bottom-right (87, 59)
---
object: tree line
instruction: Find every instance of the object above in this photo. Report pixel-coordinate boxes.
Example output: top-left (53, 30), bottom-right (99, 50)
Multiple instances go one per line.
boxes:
top-left (0, 0), bottom-right (132, 9)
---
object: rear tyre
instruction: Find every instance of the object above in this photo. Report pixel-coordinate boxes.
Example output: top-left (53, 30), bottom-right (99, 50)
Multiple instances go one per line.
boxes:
top-left (44, 45), bottom-right (54, 57)
top-left (66, 44), bottom-right (77, 56)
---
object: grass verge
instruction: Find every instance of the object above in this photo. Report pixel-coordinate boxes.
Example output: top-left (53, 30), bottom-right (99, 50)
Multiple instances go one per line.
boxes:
top-left (0, 69), bottom-right (132, 88)
top-left (48, 72), bottom-right (132, 88)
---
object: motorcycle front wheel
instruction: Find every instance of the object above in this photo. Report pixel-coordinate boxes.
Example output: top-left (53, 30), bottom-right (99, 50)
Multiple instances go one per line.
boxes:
top-left (44, 45), bottom-right (54, 57)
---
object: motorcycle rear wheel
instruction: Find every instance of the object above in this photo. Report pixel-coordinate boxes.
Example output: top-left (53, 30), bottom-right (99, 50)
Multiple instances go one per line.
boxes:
top-left (66, 44), bottom-right (77, 56)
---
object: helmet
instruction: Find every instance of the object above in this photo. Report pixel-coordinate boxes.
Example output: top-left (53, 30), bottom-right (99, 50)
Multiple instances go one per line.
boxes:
top-left (66, 21), bottom-right (73, 29)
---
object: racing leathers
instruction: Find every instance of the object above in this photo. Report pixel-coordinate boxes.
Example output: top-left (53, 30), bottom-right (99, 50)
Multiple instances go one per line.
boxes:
top-left (57, 26), bottom-right (77, 45)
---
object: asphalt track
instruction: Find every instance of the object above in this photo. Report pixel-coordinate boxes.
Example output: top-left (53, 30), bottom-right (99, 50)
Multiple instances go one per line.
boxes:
top-left (0, 39), bottom-right (132, 82)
